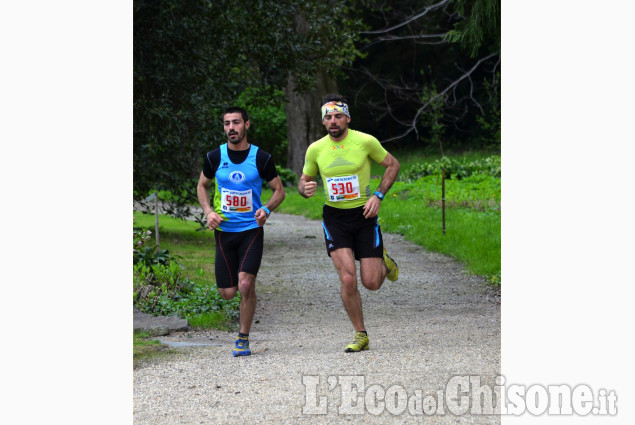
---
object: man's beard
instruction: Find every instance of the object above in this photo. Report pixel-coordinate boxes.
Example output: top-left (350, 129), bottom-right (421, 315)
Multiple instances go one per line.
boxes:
top-left (227, 130), bottom-right (244, 144)
top-left (329, 126), bottom-right (344, 138)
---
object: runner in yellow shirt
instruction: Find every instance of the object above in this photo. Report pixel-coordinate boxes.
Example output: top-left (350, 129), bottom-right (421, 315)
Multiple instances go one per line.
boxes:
top-left (298, 94), bottom-right (400, 353)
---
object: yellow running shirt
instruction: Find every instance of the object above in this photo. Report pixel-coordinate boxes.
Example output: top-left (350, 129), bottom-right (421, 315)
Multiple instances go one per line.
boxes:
top-left (303, 129), bottom-right (388, 209)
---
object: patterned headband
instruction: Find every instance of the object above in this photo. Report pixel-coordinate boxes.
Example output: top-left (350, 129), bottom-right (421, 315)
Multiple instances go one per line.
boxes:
top-left (321, 101), bottom-right (350, 119)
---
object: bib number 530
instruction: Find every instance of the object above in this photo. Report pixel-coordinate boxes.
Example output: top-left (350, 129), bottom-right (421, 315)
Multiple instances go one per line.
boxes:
top-left (326, 175), bottom-right (360, 202)
top-left (331, 181), bottom-right (354, 195)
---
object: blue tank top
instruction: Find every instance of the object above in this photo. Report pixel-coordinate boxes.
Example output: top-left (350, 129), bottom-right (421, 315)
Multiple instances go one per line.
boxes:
top-left (213, 144), bottom-right (263, 232)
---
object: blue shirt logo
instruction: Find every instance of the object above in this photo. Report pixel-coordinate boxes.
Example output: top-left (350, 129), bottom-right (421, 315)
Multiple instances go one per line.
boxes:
top-left (229, 171), bottom-right (246, 183)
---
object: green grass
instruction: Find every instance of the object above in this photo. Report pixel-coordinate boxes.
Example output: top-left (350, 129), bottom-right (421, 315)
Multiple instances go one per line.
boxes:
top-left (133, 211), bottom-right (216, 286)
top-left (133, 212), bottom-right (242, 327)
top-left (133, 331), bottom-right (175, 368)
top-left (379, 198), bottom-right (500, 277)
top-left (188, 311), bottom-right (233, 331)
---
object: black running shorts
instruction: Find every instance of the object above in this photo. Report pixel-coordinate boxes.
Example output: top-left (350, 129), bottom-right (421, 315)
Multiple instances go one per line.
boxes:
top-left (322, 204), bottom-right (384, 260)
top-left (214, 227), bottom-right (264, 288)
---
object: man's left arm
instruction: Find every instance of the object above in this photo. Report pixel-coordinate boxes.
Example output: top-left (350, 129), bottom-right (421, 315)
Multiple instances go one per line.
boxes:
top-left (376, 152), bottom-right (400, 194)
top-left (363, 152), bottom-right (400, 218)
top-left (255, 176), bottom-right (286, 226)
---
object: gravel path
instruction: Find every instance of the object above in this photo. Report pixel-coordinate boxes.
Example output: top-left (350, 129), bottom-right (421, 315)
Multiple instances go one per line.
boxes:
top-left (133, 213), bottom-right (501, 424)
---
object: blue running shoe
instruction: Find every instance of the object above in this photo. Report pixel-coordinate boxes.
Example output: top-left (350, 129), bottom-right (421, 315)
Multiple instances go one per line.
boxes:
top-left (233, 336), bottom-right (251, 357)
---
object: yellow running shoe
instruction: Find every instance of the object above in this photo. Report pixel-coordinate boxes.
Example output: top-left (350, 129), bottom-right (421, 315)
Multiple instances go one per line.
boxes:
top-left (345, 331), bottom-right (369, 352)
top-left (383, 248), bottom-right (399, 281)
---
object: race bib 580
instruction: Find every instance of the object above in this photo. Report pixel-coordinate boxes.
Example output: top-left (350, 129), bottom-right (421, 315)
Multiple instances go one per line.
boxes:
top-left (220, 188), bottom-right (253, 212)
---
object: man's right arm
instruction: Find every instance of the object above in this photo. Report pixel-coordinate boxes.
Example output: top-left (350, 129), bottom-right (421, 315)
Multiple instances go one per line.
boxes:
top-left (197, 172), bottom-right (213, 215)
top-left (298, 144), bottom-right (318, 198)
top-left (298, 173), bottom-right (317, 198)
top-left (197, 171), bottom-right (223, 230)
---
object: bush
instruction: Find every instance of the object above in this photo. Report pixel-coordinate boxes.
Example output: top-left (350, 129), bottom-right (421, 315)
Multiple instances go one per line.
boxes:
top-left (133, 262), bottom-right (239, 320)
top-left (403, 155), bottom-right (501, 181)
top-left (276, 165), bottom-right (298, 187)
top-left (132, 226), bottom-right (239, 320)
top-left (133, 226), bottom-right (178, 266)
top-left (236, 86), bottom-right (288, 162)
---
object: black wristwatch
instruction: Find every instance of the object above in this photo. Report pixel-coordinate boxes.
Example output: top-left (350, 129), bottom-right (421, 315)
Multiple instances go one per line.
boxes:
top-left (374, 190), bottom-right (384, 201)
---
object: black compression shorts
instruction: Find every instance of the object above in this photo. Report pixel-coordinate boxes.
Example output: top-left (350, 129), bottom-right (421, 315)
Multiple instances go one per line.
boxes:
top-left (214, 227), bottom-right (264, 288)
top-left (321, 204), bottom-right (384, 261)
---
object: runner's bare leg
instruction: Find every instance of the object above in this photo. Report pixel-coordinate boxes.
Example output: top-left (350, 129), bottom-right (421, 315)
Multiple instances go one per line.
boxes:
top-left (330, 248), bottom-right (365, 332)
top-left (238, 272), bottom-right (257, 335)
top-left (360, 257), bottom-right (386, 290)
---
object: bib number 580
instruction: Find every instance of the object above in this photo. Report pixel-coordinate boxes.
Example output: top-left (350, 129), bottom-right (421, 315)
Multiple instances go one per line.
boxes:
top-left (225, 195), bottom-right (247, 207)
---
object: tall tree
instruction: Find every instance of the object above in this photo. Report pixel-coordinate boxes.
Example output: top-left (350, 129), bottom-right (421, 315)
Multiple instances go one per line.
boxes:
top-left (284, 9), bottom-right (350, 175)
top-left (134, 0), bottom-right (247, 209)
top-left (134, 0), bottom-right (362, 209)
top-left (286, 69), bottom-right (338, 176)
top-left (446, 0), bottom-right (500, 58)
top-left (340, 0), bottom-right (501, 151)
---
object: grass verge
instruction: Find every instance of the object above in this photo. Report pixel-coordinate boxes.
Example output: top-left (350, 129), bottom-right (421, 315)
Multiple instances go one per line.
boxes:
top-left (133, 331), bottom-right (176, 368)
top-left (133, 212), bottom-right (240, 328)
top-left (188, 311), bottom-right (234, 331)
top-left (133, 211), bottom-right (216, 284)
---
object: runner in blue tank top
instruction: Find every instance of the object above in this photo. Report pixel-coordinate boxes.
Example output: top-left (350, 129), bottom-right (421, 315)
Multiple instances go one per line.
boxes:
top-left (213, 143), bottom-right (265, 232)
top-left (197, 106), bottom-right (286, 357)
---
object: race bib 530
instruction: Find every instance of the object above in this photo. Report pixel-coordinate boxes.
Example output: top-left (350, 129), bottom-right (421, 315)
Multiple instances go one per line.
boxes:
top-left (326, 175), bottom-right (360, 202)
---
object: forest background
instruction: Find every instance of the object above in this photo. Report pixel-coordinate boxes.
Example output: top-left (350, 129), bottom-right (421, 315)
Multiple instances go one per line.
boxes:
top-left (132, 0), bottom-right (502, 315)
top-left (133, 0), bottom-right (501, 207)
top-left (4, 1), bottom-right (635, 424)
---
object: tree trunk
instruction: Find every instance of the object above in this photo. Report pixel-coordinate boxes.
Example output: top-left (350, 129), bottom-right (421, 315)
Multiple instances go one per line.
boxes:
top-left (285, 12), bottom-right (338, 176)
top-left (285, 70), bottom-right (338, 176)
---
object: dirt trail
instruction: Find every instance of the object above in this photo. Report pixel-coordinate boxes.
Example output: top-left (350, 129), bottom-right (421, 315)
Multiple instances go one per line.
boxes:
top-left (133, 212), bottom-right (501, 424)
